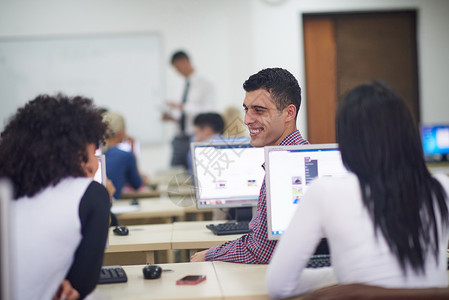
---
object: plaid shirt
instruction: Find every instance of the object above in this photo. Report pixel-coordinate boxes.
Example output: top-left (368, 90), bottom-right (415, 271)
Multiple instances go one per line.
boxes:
top-left (205, 130), bottom-right (309, 263)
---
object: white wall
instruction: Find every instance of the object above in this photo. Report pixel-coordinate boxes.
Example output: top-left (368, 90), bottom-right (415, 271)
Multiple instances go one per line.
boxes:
top-left (250, 0), bottom-right (449, 131)
top-left (1, 0), bottom-right (448, 176)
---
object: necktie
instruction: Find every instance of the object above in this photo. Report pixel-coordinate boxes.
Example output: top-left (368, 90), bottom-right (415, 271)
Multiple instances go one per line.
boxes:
top-left (180, 80), bottom-right (190, 135)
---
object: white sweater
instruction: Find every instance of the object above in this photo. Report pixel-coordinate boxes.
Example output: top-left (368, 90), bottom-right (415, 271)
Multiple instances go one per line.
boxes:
top-left (266, 173), bottom-right (449, 299)
top-left (11, 177), bottom-right (108, 300)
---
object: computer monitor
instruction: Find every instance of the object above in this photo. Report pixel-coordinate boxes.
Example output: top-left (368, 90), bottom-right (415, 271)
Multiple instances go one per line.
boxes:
top-left (0, 178), bottom-right (14, 300)
top-left (420, 124), bottom-right (449, 161)
top-left (191, 139), bottom-right (265, 213)
top-left (94, 154), bottom-right (107, 186)
top-left (265, 143), bottom-right (349, 240)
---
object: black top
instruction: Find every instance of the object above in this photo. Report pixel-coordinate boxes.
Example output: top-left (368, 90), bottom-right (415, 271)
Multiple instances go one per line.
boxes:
top-left (66, 181), bottom-right (110, 298)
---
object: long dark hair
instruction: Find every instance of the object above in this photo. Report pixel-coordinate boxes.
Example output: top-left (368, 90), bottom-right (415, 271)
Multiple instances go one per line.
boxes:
top-left (0, 94), bottom-right (107, 199)
top-left (336, 81), bottom-right (448, 274)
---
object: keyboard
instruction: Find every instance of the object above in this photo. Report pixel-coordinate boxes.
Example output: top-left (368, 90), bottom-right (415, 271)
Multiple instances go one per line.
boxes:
top-left (98, 265), bottom-right (128, 284)
top-left (306, 254), bottom-right (331, 269)
top-left (206, 221), bottom-right (250, 235)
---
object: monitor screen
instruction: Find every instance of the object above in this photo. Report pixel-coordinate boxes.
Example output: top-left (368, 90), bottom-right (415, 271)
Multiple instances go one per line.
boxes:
top-left (265, 144), bottom-right (349, 240)
top-left (191, 140), bottom-right (265, 209)
top-left (420, 124), bottom-right (449, 157)
top-left (94, 154), bottom-right (107, 186)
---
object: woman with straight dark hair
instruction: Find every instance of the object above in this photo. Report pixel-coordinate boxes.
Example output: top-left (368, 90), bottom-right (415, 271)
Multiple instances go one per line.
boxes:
top-left (266, 81), bottom-right (449, 299)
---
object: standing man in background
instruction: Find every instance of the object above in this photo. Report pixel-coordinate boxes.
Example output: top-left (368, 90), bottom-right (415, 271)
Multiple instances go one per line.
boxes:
top-left (162, 50), bottom-right (216, 169)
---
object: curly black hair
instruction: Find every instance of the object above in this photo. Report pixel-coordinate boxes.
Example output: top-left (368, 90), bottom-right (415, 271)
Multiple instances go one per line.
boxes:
top-left (0, 94), bottom-right (108, 199)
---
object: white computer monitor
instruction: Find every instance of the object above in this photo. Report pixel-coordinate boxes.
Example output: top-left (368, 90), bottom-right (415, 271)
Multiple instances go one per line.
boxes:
top-left (0, 178), bottom-right (14, 300)
top-left (265, 143), bottom-right (349, 240)
top-left (94, 154), bottom-right (107, 186)
top-left (191, 139), bottom-right (265, 210)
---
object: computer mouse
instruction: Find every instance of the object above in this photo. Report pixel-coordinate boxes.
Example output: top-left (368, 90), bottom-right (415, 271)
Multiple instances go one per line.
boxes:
top-left (113, 225), bottom-right (129, 236)
top-left (142, 264), bottom-right (162, 279)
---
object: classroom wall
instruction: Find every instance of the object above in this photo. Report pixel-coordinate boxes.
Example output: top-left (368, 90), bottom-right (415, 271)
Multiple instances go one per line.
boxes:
top-left (1, 0), bottom-right (448, 176)
top-left (250, 0), bottom-right (449, 128)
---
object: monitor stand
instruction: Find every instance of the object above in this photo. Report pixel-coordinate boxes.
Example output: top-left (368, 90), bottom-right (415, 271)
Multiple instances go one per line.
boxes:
top-left (228, 207), bottom-right (253, 222)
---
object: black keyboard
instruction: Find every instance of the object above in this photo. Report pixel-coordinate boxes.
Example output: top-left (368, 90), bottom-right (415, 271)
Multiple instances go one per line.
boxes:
top-left (98, 265), bottom-right (128, 284)
top-left (306, 254), bottom-right (331, 269)
top-left (206, 221), bottom-right (250, 235)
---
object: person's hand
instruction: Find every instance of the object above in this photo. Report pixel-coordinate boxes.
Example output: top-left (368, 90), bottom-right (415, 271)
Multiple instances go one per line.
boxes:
top-left (106, 179), bottom-right (116, 199)
top-left (140, 173), bottom-right (150, 186)
top-left (190, 250), bottom-right (208, 262)
top-left (52, 280), bottom-right (80, 300)
top-left (162, 112), bottom-right (175, 121)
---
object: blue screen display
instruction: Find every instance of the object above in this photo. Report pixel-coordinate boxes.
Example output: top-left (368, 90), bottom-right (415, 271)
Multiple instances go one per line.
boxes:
top-left (421, 124), bottom-right (449, 155)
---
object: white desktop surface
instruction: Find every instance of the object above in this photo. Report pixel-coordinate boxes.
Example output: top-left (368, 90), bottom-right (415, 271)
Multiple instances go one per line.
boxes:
top-left (89, 262), bottom-right (269, 300)
top-left (106, 224), bottom-right (173, 253)
top-left (112, 198), bottom-right (185, 221)
top-left (213, 261), bottom-right (269, 299)
top-left (89, 262), bottom-right (221, 300)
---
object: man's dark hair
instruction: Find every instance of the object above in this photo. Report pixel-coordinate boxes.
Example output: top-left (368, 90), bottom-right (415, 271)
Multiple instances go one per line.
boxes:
top-left (0, 94), bottom-right (108, 199)
top-left (243, 68), bottom-right (302, 118)
top-left (171, 50), bottom-right (190, 64)
top-left (194, 113), bottom-right (225, 134)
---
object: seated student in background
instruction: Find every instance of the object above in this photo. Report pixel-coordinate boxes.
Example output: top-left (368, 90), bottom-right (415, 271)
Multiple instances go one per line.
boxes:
top-left (190, 67), bottom-right (309, 263)
top-left (192, 112), bottom-right (225, 143)
top-left (222, 106), bottom-right (248, 138)
top-left (266, 81), bottom-right (449, 299)
top-left (102, 111), bottom-right (146, 199)
top-left (187, 112), bottom-right (225, 175)
top-left (0, 94), bottom-right (110, 300)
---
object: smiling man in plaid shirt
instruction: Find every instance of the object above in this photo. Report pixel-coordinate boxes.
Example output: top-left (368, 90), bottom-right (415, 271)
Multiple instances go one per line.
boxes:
top-left (191, 68), bottom-right (309, 264)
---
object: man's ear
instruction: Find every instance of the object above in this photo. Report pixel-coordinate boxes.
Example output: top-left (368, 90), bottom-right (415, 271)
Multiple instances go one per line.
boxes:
top-left (284, 104), bottom-right (297, 122)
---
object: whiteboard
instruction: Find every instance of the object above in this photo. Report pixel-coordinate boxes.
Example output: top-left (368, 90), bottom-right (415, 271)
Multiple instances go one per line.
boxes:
top-left (0, 33), bottom-right (165, 144)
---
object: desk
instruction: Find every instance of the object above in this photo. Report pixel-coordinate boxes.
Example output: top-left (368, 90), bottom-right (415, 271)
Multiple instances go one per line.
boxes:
top-left (105, 224), bottom-right (173, 264)
top-left (120, 183), bottom-right (194, 200)
top-left (112, 198), bottom-right (214, 225)
top-left (105, 221), bottom-right (243, 265)
top-left (427, 162), bottom-right (449, 175)
top-left (89, 262), bottom-right (269, 300)
top-left (171, 221), bottom-right (244, 253)
top-left (112, 198), bottom-right (185, 224)
top-left (213, 261), bottom-right (269, 299)
top-left (120, 189), bottom-right (161, 199)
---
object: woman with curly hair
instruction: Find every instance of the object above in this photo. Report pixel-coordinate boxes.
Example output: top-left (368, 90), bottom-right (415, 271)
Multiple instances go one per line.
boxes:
top-left (0, 94), bottom-right (110, 300)
top-left (266, 81), bottom-right (449, 298)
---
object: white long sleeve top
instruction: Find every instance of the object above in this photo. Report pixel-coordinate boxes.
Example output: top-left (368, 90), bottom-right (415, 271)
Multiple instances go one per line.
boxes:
top-left (266, 173), bottom-right (449, 299)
